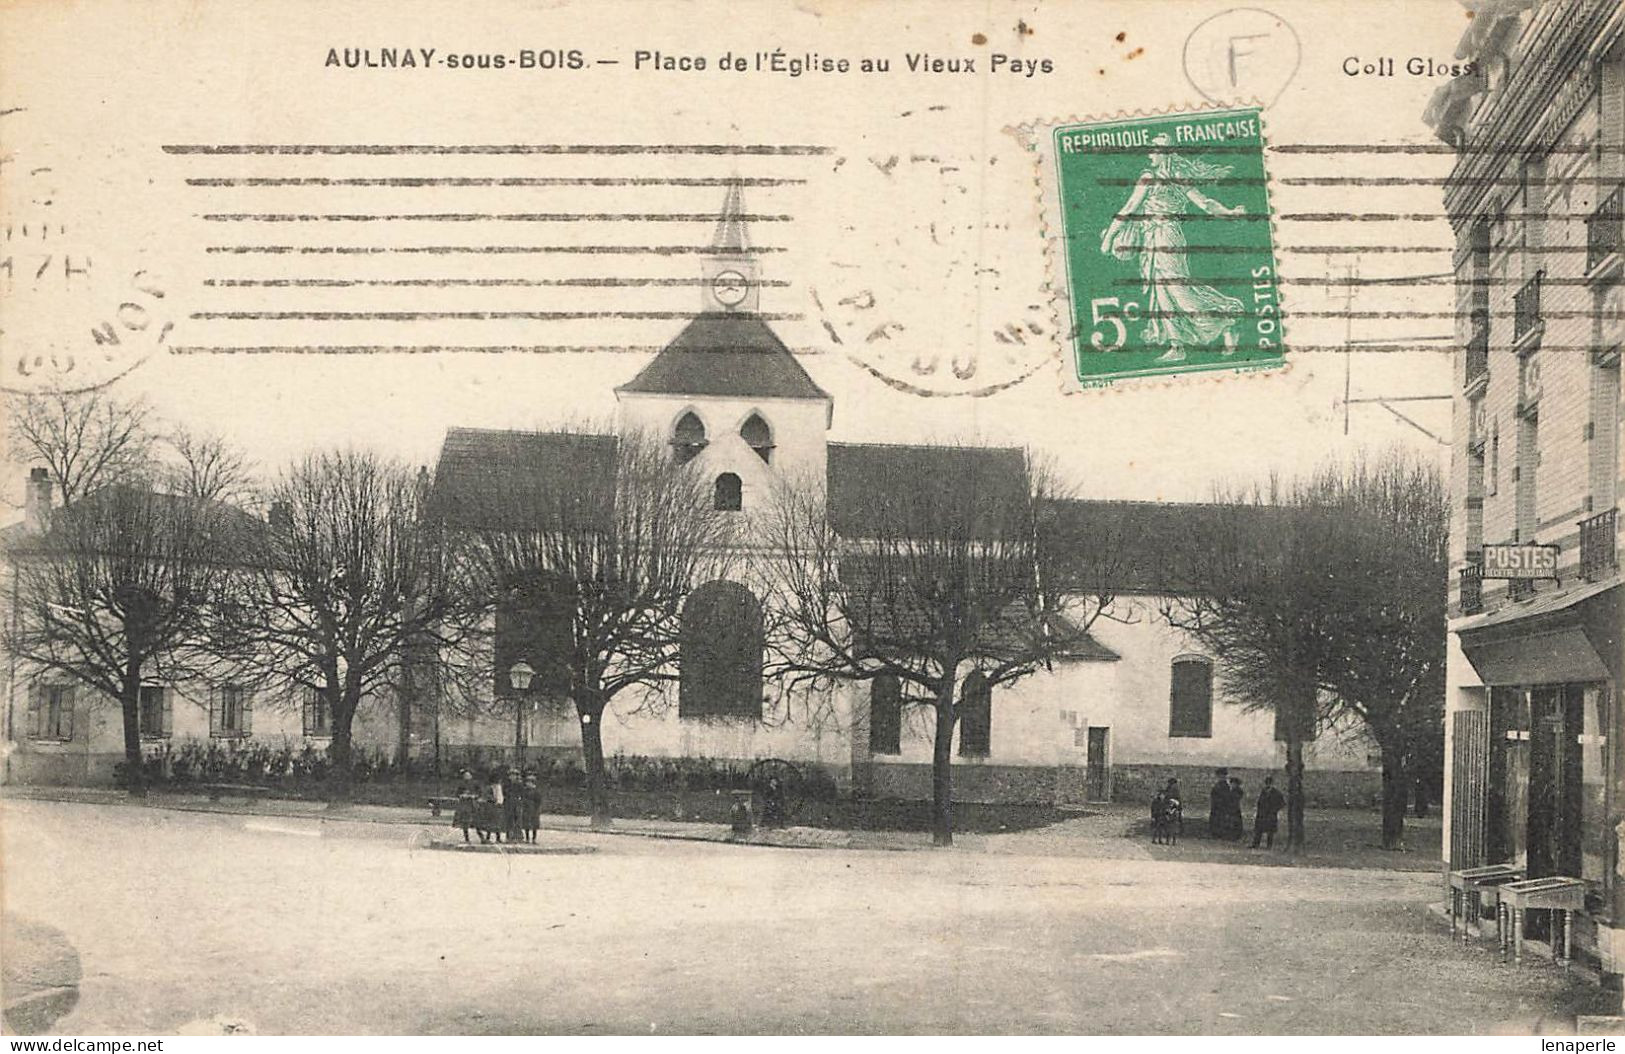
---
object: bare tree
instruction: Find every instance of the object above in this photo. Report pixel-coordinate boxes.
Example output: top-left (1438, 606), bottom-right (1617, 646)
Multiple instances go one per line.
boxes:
top-left (162, 425), bottom-right (255, 507)
top-left (762, 448), bottom-right (1124, 847)
top-left (5, 389), bottom-right (156, 504)
top-left (3, 484), bottom-right (246, 792)
top-left (1302, 452), bottom-right (1448, 850)
top-left (210, 450), bottom-right (470, 784)
top-left (443, 428), bottom-right (737, 828)
top-left (1159, 488), bottom-right (1331, 853)
top-left (1161, 452), bottom-right (1447, 852)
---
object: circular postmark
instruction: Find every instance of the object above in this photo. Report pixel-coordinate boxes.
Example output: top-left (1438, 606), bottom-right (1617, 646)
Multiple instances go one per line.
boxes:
top-left (802, 114), bottom-right (1048, 399)
top-left (1182, 8), bottom-right (1302, 109)
top-left (0, 107), bottom-right (173, 394)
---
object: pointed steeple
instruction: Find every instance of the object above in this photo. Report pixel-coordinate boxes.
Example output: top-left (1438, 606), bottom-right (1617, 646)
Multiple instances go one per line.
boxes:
top-left (700, 181), bottom-right (759, 313)
top-left (710, 181), bottom-right (751, 254)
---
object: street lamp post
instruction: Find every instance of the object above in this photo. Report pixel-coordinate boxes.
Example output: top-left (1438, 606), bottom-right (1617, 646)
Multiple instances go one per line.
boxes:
top-left (507, 661), bottom-right (535, 758)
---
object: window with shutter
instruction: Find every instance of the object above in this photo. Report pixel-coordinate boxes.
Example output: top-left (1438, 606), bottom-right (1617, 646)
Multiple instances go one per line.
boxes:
top-left (26, 682), bottom-right (42, 738)
top-left (54, 685), bottom-right (75, 741)
top-left (1168, 657), bottom-right (1214, 738)
top-left (869, 674), bottom-right (902, 755)
top-left (139, 685), bottom-right (168, 738)
top-left (957, 672), bottom-right (991, 757)
top-left (209, 685), bottom-right (222, 737)
top-left (241, 690), bottom-right (253, 735)
top-left (162, 688), bottom-right (174, 736)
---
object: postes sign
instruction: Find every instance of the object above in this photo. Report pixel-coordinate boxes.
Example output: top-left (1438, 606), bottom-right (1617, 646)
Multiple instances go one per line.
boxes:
top-left (1481, 543), bottom-right (1560, 580)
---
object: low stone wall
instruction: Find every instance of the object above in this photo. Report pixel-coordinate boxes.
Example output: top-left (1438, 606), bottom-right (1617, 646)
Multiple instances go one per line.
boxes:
top-left (862, 761), bottom-right (1063, 804)
top-left (4, 751), bottom-right (120, 787)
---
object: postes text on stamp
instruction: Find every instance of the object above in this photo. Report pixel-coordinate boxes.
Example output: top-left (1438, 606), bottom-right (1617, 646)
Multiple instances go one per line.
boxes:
top-left (1035, 106), bottom-right (1285, 388)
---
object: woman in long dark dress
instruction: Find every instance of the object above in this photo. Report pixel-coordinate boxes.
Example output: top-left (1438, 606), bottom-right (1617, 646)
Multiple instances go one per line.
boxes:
top-left (451, 768), bottom-right (478, 844)
top-left (479, 767), bottom-right (505, 844)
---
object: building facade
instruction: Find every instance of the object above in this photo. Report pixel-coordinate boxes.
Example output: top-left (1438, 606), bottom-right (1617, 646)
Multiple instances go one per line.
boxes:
top-left (1430, 0), bottom-right (1624, 975)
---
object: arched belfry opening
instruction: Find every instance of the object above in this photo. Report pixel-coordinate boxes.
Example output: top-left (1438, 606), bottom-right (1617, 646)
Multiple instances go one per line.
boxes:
top-left (740, 412), bottom-right (773, 464)
top-left (673, 411), bottom-right (707, 464)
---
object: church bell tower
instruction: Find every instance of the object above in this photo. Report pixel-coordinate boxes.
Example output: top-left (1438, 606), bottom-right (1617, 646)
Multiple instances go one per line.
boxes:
top-left (701, 182), bottom-right (760, 314)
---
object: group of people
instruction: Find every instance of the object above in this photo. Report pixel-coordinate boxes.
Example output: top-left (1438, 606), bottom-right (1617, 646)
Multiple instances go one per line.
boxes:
top-left (1151, 767), bottom-right (1286, 848)
top-left (452, 766), bottom-right (542, 844)
top-left (1208, 767), bottom-right (1286, 848)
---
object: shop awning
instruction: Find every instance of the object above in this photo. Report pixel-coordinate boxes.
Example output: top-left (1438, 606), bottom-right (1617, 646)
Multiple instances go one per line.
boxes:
top-left (1456, 574), bottom-right (1620, 686)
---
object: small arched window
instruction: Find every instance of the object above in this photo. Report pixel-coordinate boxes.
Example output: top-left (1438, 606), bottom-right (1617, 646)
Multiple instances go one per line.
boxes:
top-left (672, 411), bottom-right (707, 464)
top-left (1169, 655), bottom-right (1213, 738)
top-left (869, 674), bottom-right (901, 755)
top-left (740, 413), bottom-right (774, 464)
top-left (958, 671), bottom-right (991, 757)
top-left (714, 472), bottom-right (742, 511)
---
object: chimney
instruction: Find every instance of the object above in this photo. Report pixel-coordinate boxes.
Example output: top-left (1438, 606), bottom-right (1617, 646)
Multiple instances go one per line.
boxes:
top-left (24, 467), bottom-right (52, 533)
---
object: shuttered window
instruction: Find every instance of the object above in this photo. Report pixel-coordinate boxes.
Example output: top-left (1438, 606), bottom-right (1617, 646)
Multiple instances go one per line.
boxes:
top-left (958, 672), bottom-right (991, 757)
top-left (303, 691), bottom-right (333, 737)
top-left (869, 674), bottom-right (902, 755)
top-left (29, 683), bottom-right (75, 741)
top-left (138, 685), bottom-right (171, 738)
top-left (1169, 657), bottom-right (1213, 738)
top-left (211, 684), bottom-right (252, 737)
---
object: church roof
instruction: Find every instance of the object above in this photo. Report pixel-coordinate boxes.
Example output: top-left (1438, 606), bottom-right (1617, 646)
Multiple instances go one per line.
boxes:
top-left (616, 312), bottom-right (830, 402)
top-left (430, 427), bottom-right (619, 531)
top-left (826, 442), bottom-right (1029, 539)
top-left (1040, 499), bottom-right (1293, 596)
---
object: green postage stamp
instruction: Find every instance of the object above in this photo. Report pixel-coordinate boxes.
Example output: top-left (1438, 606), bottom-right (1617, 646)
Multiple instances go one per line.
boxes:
top-left (1026, 106), bottom-right (1286, 389)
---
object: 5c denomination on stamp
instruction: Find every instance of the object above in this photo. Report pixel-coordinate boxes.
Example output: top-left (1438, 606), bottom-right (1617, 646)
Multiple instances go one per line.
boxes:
top-left (1022, 106), bottom-right (1286, 390)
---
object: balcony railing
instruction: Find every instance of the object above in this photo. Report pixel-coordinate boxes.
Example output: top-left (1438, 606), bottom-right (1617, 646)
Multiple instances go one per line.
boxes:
top-left (1459, 562), bottom-right (1483, 616)
top-left (1513, 272), bottom-right (1543, 343)
top-left (1588, 186), bottom-right (1622, 273)
top-left (1507, 576), bottom-right (1536, 602)
top-left (1465, 326), bottom-right (1489, 388)
top-left (1580, 507), bottom-right (1619, 582)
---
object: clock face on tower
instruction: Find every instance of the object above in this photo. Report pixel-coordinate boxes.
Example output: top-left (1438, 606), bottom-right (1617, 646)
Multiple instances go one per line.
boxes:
top-left (710, 269), bottom-right (750, 309)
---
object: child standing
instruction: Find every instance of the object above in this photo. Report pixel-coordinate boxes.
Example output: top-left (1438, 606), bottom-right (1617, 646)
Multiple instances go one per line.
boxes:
top-left (523, 771), bottom-right (541, 843)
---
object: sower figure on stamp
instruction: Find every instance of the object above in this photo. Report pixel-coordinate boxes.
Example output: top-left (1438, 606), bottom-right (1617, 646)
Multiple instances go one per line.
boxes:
top-left (1099, 133), bottom-right (1247, 364)
top-left (1252, 775), bottom-right (1286, 849)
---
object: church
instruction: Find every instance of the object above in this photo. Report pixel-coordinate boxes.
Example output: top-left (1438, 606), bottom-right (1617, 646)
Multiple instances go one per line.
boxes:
top-left (2, 187), bottom-right (1380, 807)
top-left (422, 186), bottom-right (1382, 808)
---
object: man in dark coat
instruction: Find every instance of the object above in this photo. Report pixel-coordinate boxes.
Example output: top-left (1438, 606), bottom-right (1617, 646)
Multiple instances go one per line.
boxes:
top-left (1208, 768), bottom-right (1230, 838)
top-left (1252, 775), bottom-right (1286, 848)
top-left (1228, 776), bottom-right (1246, 842)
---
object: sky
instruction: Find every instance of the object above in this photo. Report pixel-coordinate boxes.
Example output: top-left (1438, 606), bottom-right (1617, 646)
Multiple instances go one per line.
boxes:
top-left (0, 0), bottom-right (1474, 514)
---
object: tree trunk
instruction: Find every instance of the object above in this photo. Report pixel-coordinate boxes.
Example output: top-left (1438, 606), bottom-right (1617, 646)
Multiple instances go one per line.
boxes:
top-left (930, 675), bottom-right (958, 847)
top-left (328, 686), bottom-right (358, 800)
top-left (579, 705), bottom-right (610, 830)
top-left (1380, 741), bottom-right (1407, 850)
top-left (119, 667), bottom-right (146, 797)
top-left (1285, 736), bottom-right (1306, 852)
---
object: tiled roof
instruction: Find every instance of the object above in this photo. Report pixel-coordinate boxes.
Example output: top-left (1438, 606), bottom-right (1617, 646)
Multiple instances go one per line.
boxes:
top-left (616, 313), bottom-right (829, 401)
top-left (826, 442), bottom-right (1029, 539)
top-left (1040, 499), bottom-right (1291, 595)
top-left (430, 427), bottom-right (618, 531)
